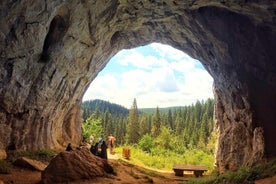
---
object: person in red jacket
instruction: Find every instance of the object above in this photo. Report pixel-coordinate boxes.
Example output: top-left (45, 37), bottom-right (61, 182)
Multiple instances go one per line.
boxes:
top-left (108, 134), bottom-right (116, 154)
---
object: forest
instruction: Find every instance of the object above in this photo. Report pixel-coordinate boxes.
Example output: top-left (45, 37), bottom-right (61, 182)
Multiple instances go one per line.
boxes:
top-left (81, 98), bottom-right (217, 170)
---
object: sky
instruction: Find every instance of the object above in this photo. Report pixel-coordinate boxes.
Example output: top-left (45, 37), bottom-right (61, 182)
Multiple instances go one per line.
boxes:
top-left (82, 43), bottom-right (214, 108)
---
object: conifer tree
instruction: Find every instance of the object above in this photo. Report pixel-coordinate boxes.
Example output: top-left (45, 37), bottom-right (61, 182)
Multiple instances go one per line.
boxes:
top-left (126, 98), bottom-right (140, 143)
top-left (152, 107), bottom-right (161, 138)
top-left (139, 116), bottom-right (150, 136)
top-left (167, 109), bottom-right (174, 130)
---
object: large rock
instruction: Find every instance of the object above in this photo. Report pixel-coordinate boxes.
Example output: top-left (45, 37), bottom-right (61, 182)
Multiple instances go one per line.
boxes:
top-left (14, 157), bottom-right (47, 171)
top-left (41, 148), bottom-right (113, 184)
top-left (0, 0), bottom-right (275, 172)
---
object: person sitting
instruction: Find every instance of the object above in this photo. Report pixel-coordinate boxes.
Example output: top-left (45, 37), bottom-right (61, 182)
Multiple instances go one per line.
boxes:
top-left (90, 143), bottom-right (98, 156)
top-left (98, 135), bottom-right (103, 147)
top-left (100, 141), bottom-right (108, 159)
top-left (66, 143), bottom-right (73, 151)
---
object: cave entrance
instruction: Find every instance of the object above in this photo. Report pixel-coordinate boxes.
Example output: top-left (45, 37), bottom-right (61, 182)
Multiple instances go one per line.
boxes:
top-left (81, 43), bottom-right (216, 170)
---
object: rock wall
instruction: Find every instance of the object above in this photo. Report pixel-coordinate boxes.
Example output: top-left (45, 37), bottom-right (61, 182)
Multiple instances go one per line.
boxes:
top-left (0, 0), bottom-right (275, 171)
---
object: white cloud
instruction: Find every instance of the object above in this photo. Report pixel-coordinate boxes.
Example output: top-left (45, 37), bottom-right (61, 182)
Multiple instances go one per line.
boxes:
top-left (118, 50), bottom-right (165, 69)
top-left (151, 66), bottom-right (179, 92)
top-left (83, 43), bottom-right (213, 108)
top-left (150, 43), bottom-right (195, 62)
top-left (82, 74), bottom-right (118, 100)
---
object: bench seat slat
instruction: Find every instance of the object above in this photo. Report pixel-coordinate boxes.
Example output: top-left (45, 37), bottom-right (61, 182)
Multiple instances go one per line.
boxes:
top-left (173, 164), bottom-right (207, 171)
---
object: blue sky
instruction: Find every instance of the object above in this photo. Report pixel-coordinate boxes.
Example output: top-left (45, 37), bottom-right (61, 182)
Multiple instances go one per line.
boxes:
top-left (82, 43), bottom-right (214, 108)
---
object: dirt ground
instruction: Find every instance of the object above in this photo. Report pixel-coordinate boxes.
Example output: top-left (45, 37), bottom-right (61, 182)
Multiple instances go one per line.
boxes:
top-left (0, 160), bottom-right (185, 184)
top-left (1, 152), bottom-right (275, 184)
top-left (0, 152), bottom-right (189, 184)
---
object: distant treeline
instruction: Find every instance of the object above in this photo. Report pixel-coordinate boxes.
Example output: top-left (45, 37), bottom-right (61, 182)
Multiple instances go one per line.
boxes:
top-left (82, 99), bottom-right (129, 120)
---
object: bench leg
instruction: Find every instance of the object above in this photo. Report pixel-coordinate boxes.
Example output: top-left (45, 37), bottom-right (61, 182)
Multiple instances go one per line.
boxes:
top-left (194, 171), bottom-right (203, 177)
top-left (174, 169), bottom-right (184, 176)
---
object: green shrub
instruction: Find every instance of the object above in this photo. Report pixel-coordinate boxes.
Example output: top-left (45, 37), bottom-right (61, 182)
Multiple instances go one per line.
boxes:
top-left (138, 134), bottom-right (155, 152)
top-left (185, 159), bottom-right (276, 184)
top-left (222, 166), bottom-right (252, 184)
top-left (249, 158), bottom-right (276, 180)
top-left (0, 160), bottom-right (12, 174)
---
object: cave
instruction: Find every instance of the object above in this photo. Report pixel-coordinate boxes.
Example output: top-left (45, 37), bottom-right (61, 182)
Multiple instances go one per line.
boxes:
top-left (0, 0), bottom-right (275, 172)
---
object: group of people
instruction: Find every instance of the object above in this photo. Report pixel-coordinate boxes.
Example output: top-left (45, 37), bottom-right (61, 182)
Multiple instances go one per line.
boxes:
top-left (66, 134), bottom-right (116, 160)
top-left (90, 138), bottom-right (108, 159)
top-left (89, 134), bottom-right (116, 159)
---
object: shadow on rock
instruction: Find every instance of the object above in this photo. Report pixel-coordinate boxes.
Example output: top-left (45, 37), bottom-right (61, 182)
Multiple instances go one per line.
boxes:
top-left (41, 147), bottom-right (113, 184)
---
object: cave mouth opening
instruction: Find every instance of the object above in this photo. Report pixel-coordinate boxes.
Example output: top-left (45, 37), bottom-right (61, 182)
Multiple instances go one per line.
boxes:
top-left (81, 43), bottom-right (216, 170)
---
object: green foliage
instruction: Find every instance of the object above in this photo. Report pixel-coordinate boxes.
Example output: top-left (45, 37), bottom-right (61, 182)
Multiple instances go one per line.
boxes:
top-left (156, 126), bottom-right (173, 150)
top-left (81, 98), bottom-right (215, 151)
top-left (126, 98), bottom-right (140, 144)
top-left (7, 149), bottom-right (57, 163)
top-left (81, 98), bottom-right (216, 171)
top-left (221, 166), bottom-right (251, 183)
top-left (139, 116), bottom-right (151, 136)
top-left (81, 99), bottom-right (128, 120)
top-left (0, 160), bottom-right (12, 174)
top-left (151, 107), bottom-right (161, 138)
top-left (138, 134), bottom-right (155, 152)
top-left (82, 110), bottom-right (103, 141)
top-left (246, 158), bottom-right (276, 181)
top-left (117, 146), bottom-right (214, 171)
top-left (185, 158), bottom-right (276, 184)
top-left (206, 130), bottom-right (218, 154)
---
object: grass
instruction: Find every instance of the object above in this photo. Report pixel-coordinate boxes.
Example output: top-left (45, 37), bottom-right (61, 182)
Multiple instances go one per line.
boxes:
top-left (7, 149), bottom-right (58, 163)
top-left (1, 149), bottom-right (58, 174)
top-left (114, 146), bottom-right (214, 172)
top-left (184, 158), bottom-right (276, 184)
top-left (115, 146), bottom-right (276, 184)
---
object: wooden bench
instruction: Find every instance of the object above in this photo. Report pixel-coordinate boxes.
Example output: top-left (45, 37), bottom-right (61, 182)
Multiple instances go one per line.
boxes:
top-left (173, 164), bottom-right (207, 177)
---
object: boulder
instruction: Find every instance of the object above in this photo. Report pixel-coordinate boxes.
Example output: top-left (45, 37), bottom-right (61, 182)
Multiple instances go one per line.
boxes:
top-left (41, 147), bottom-right (113, 184)
top-left (0, 149), bottom-right (7, 160)
top-left (14, 157), bottom-right (47, 171)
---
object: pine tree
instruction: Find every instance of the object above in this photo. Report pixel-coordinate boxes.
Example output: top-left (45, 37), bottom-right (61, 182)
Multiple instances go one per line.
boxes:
top-left (139, 116), bottom-right (150, 136)
top-left (126, 98), bottom-right (140, 143)
top-left (175, 109), bottom-right (184, 136)
top-left (167, 109), bottom-right (174, 130)
top-left (152, 107), bottom-right (161, 138)
top-left (115, 116), bottom-right (126, 145)
top-left (102, 110), bottom-right (112, 138)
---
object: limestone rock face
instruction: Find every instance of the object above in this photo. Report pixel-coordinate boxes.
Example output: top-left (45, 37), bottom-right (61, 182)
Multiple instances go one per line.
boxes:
top-left (41, 148), bottom-right (113, 184)
top-left (0, 0), bottom-right (275, 172)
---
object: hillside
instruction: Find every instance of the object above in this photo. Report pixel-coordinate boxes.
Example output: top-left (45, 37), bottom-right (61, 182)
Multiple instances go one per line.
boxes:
top-left (139, 106), bottom-right (184, 114)
top-left (82, 99), bottom-right (188, 117)
top-left (82, 99), bottom-right (129, 120)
